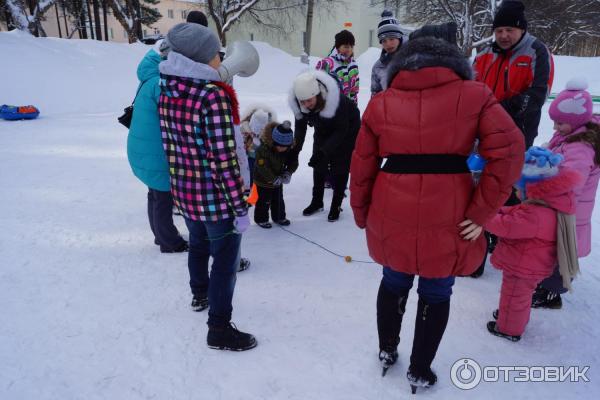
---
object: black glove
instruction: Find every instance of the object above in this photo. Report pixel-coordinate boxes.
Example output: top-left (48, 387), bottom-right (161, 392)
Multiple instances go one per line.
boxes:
top-left (308, 150), bottom-right (326, 169)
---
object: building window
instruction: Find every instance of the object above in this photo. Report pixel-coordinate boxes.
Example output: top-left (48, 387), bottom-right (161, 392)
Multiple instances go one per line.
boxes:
top-left (181, 10), bottom-right (187, 19)
top-left (250, 33), bottom-right (254, 41)
top-left (168, 9), bottom-right (174, 18)
top-left (369, 29), bottom-right (374, 47)
top-left (109, 28), bottom-right (114, 39)
top-left (154, 28), bottom-right (160, 35)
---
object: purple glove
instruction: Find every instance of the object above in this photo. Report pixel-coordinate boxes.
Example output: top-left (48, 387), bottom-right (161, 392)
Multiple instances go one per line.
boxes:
top-left (234, 214), bottom-right (251, 233)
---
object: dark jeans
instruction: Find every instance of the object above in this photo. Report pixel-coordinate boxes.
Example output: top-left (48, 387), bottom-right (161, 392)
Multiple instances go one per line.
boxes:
top-left (382, 267), bottom-right (455, 304)
top-left (254, 185), bottom-right (286, 223)
top-left (312, 168), bottom-right (349, 209)
top-left (147, 188), bottom-right (185, 249)
top-left (184, 217), bottom-right (241, 327)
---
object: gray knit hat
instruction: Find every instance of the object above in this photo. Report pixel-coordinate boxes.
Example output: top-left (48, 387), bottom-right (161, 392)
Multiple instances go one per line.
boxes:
top-left (166, 23), bottom-right (221, 64)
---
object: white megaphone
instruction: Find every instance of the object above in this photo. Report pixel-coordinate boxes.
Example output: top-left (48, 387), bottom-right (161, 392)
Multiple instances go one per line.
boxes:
top-left (218, 41), bottom-right (260, 83)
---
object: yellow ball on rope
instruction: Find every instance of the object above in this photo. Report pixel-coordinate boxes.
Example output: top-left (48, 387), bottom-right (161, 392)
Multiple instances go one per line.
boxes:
top-left (344, 255), bottom-right (353, 263)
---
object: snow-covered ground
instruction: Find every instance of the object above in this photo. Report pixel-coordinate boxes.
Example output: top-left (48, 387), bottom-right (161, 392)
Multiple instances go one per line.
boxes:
top-left (1, 31), bottom-right (599, 399)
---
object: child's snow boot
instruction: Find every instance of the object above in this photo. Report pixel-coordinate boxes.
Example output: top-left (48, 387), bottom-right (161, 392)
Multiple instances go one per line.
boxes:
top-left (238, 258), bottom-right (251, 272)
top-left (487, 321), bottom-right (521, 342)
top-left (531, 285), bottom-right (562, 309)
top-left (191, 293), bottom-right (208, 312)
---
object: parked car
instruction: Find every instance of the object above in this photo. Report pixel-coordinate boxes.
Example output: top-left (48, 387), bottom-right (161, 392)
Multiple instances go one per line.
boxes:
top-left (141, 34), bottom-right (164, 45)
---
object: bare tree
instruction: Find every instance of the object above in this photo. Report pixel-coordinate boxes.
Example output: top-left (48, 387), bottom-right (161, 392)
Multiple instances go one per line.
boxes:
top-left (370, 0), bottom-right (501, 54)
top-left (370, 0), bottom-right (600, 56)
top-left (105, 0), bottom-right (160, 43)
top-left (3, 0), bottom-right (57, 36)
top-left (205, 0), bottom-right (345, 48)
top-left (523, 0), bottom-right (600, 55)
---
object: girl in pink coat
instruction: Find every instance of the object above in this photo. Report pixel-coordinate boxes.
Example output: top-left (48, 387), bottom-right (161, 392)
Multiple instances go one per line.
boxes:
top-left (485, 149), bottom-right (581, 342)
top-left (533, 78), bottom-right (600, 309)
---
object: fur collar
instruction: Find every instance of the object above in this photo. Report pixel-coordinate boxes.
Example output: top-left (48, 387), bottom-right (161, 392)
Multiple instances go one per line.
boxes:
top-left (387, 37), bottom-right (473, 88)
top-left (288, 70), bottom-right (341, 120)
top-left (526, 168), bottom-right (582, 214)
top-left (159, 51), bottom-right (221, 82)
top-left (259, 121), bottom-right (280, 148)
top-left (213, 81), bottom-right (240, 125)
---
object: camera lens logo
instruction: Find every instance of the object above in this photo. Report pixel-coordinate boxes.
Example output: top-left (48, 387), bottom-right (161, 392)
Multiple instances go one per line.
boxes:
top-left (451, 358), bottom-right (482, 390)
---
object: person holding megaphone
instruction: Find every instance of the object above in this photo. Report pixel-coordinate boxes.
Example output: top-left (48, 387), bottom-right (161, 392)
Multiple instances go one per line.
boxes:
top-left (158, 23), bottom-right (260, 352)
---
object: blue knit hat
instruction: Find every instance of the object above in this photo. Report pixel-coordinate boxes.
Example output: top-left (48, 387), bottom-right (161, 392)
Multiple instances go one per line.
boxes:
top-left (516, 146), bottom-right (564, 198)
top-left (272, 121), bottom-right (293, 147)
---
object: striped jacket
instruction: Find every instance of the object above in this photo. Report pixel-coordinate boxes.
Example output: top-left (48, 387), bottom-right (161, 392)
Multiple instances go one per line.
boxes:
top-left (316, 48), bottom-right (359, 104)
top-left (473, 33), bottom-right (554, 148)
top-left (158, 51), bottom-right (247, 222)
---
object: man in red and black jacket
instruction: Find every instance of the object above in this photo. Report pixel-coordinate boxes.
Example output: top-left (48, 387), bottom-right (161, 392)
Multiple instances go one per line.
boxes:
top-left (471, 1), bottom-right (554, 278)
top-left (473, 0), bottom-right (554, 149)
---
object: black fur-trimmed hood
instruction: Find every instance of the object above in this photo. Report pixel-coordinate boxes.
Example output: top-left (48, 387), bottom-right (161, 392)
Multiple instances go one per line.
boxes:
top-left (386, 37), bottom-right (473, 88)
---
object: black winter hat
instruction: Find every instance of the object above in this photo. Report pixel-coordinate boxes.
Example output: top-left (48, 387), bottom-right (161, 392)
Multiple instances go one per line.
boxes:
top-left (409, 22), bottom-right (458, 45)
top-left (334, 30), bottom-right (355, 48)
top-left (493, 0), bottom-right (527, 30)
top-left (187, 10), bottom-right (208, 27)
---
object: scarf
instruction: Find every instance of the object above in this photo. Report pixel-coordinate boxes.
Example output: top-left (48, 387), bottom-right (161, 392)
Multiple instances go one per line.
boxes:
top-left (525, 199), bottom-right (580, 291)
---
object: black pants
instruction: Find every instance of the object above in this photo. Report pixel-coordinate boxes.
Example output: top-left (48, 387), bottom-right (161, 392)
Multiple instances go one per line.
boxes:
top-left (254, 185), bottom-right (286, 223)
top-left (147, 188), bottom-right (185, 250)
top-left (313, 168), bottom-right (349, 210)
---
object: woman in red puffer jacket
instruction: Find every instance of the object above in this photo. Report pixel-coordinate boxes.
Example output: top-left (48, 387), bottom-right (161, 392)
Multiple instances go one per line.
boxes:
top-left (350, 36), bottom-right (524, 391)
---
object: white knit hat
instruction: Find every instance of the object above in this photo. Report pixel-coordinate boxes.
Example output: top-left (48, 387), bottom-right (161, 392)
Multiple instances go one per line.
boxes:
top-left (293, 72), bottom-right (320, 101)
top-left (249, 109), bottom-right (269, 134)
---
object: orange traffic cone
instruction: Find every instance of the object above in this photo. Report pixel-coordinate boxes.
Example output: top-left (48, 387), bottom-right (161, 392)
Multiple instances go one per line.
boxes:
top-left (247, 183), bottom-right (259, 206)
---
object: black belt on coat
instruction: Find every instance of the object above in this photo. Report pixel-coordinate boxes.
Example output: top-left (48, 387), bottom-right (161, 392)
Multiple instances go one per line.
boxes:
top-left (380, 154), bottom-right (470, 174)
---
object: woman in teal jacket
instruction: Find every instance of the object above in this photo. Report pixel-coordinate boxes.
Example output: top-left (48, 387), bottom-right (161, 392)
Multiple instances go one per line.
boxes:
top-left (127, 48), bottom-right (187, 253)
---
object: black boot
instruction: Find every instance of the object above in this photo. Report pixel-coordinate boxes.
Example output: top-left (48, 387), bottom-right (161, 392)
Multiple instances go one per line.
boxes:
top-left (488, 233), bottom-right (498, 254)
top-left (531, 285), bottom-right (562, 309)
top-left (207, 323), bottom-right (257, 351)
top-left (327, 207), bottom-right (342, 222)
top-left (191, 293), bottom-right (208, 312)
top-left (328, 174), bottom-right (347, 222)
top-left (303, 201), bottom-right (324, 216)
top-left (160, 240), bottom-right (189, 253)
top-left (238, 258), bottom-right (251, 272)
top-left (377, 282), bottom-right (408, 376)
top-left (407, 297), bottom-right (450, 393)
top-left (487, 321), bottom-right (521, 342)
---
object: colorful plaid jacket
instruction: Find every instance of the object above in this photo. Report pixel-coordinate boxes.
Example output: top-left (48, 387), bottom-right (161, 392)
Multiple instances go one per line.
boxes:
top-left (158, 52), bottom-right (247, 222)
top-left (316, 48), bottom-right (359, 104)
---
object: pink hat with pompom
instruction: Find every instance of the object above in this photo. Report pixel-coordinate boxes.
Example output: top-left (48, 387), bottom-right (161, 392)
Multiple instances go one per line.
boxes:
top-left (549, 78), bottom-right (593, 130)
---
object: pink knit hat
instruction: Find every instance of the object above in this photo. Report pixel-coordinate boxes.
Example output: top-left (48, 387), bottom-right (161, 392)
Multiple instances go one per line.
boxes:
top-left (549, 78), bottom-right (594, 130)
